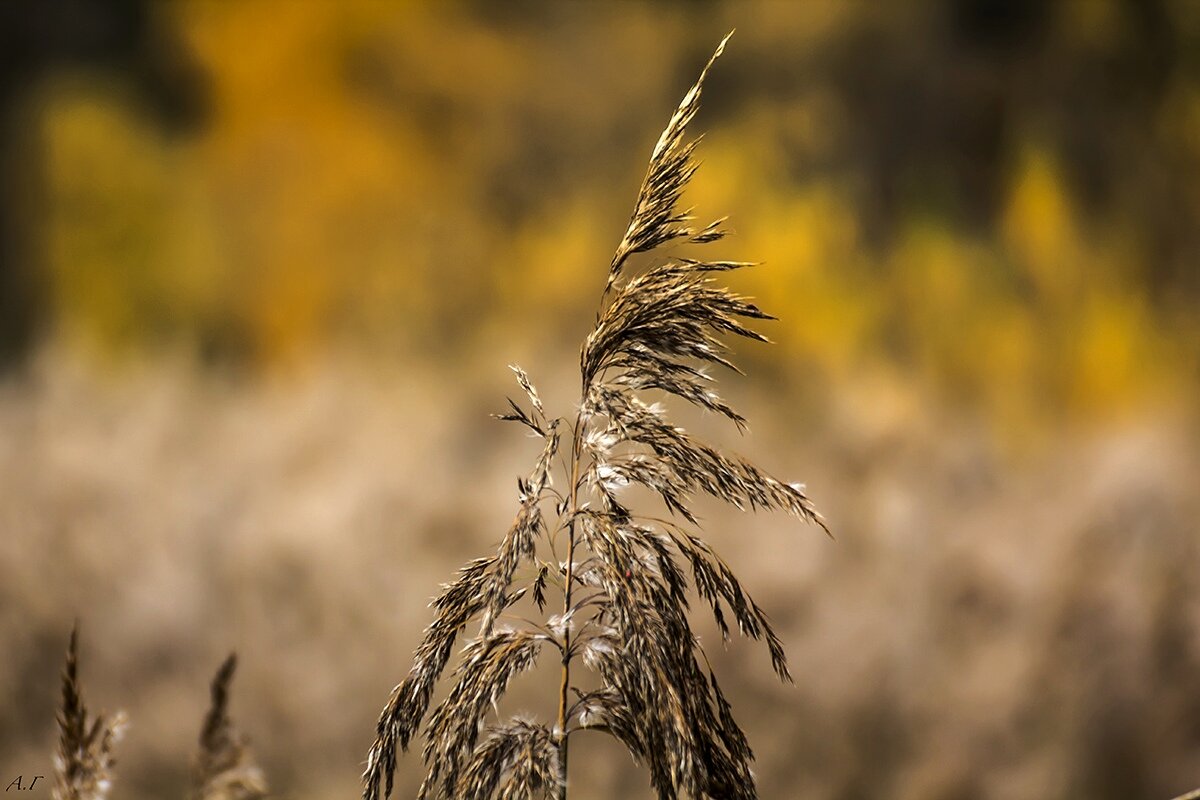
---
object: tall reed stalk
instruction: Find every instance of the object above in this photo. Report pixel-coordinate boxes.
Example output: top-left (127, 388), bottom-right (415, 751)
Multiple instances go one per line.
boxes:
top-left (362, 32), bottom-right (827, 799)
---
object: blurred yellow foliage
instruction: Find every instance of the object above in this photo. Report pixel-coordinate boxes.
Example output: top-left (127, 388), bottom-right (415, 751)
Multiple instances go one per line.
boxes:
top-left (27, 0), bottom-right (1198, 430)
top-left (1003, 150), bottom-right (1082, 305)
top-left (43, 84), bottom-right (186, 352)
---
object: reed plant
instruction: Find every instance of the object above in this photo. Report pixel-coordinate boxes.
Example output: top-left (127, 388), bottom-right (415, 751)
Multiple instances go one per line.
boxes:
top-left (362, 32), bottom-right (827, 800)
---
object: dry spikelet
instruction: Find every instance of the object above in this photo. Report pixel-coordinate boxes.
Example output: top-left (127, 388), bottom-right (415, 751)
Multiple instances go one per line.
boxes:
top-left (191, 653), bottom-right (268, 800)
top-left (454, 717), bottom-right (561, 800)
top-left (606, 32), bottom-right (734, 292)
top-left (52, 624), bottom-right (127, 800)
top-left (364, 30), bottom-right (827, 800)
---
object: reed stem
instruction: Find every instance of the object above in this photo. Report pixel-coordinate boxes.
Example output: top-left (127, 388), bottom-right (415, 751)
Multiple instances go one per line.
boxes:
top-left (555, 415), bottom-right (585, 799)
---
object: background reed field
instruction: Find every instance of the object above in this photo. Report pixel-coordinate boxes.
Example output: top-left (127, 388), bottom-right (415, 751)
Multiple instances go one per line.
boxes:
top-left (1, 2), bottom-right (1198, 798)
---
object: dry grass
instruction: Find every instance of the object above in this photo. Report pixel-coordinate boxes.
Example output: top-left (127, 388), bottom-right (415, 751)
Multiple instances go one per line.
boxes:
top-left (48, 630), bottom-right (267, 800)
top-left (362, 33), bottom-right (828, 800)
top-left (4, 336), bottom-right (1197, 799)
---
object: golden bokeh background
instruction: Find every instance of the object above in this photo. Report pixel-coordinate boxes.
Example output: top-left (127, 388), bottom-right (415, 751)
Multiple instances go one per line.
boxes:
top-left (1, 2), bottom-right (1198, 798)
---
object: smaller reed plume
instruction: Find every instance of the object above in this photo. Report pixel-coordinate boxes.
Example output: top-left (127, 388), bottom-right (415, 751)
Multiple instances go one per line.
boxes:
top-left (190, 653), bottom-right (269, 800)
top-left (52, 624), bottom-right (127, 800)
